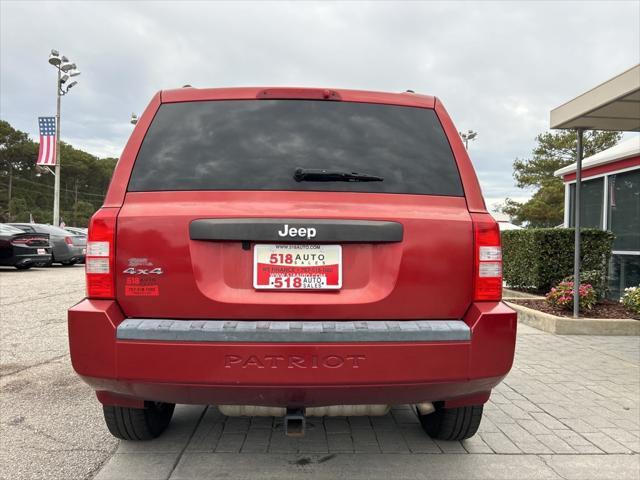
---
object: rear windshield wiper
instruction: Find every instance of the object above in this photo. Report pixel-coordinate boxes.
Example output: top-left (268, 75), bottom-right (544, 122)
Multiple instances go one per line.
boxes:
top-left (294, 168), bottom-right (384, 183)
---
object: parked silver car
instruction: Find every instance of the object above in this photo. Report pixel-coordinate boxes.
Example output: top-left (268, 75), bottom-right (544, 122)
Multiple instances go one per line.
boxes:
top-left (64, 227), bottom-right (88, 263)
top-left (9, 223), bottom-right (85, 266)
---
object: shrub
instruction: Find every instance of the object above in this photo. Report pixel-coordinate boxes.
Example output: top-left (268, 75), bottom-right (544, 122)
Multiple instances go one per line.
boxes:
top-left (620, 286), bottom-right (640, 314)
top-left (562, 270), bottom-right (608, 300)
top-left (502, 228), bottom-right (614, 294)
top-left (546, 281), bottom-right (597, 311)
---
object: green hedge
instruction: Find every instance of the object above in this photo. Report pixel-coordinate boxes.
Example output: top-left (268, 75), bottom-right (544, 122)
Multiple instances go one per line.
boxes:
top-left (502, 228), bottom-right (614, 294)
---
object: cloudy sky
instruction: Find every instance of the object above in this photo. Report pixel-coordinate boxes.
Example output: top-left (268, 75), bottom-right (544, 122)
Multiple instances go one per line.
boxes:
top-left (1, 1), bottom-right (639, 208)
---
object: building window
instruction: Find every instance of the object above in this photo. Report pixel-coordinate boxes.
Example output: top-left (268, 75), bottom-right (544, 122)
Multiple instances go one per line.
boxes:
top-left (606, 168), bottom-right (640, 300)
top-left (568, 177), bottom-right (604, 228)
top-left (607, 169), bottom-right (640, 251)
top-left (608, 254), bottom-right (640, 300)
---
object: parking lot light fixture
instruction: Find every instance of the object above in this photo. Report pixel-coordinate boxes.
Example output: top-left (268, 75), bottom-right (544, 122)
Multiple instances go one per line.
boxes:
top-left (60, 62), bottom-right (76, 72)
top-left (47, 49), bottom-right (80, 226)
top-left (48, 50), bottom-right (61, 66)
top-left (459, 130), bottom-right (478, 150)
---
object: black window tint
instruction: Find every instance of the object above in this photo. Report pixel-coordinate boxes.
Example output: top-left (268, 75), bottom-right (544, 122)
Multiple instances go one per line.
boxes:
top-left (568, 178), bottom-right (604, 229)
top-left (608, 169), bottom-right (640, 251)
top-left (129, 100), bottom-right (463, 196)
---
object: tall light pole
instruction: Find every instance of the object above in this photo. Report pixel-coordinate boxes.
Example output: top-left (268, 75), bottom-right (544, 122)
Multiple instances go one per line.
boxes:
top-left (48, 49), bottom-right (80, 226)
top-left (459, 130), bottom-right (478, 150)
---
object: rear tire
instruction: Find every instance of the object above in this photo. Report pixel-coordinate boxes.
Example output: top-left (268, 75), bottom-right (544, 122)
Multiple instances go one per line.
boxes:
top-left (418, 404), bottom-right (483, 440)
top-left (15, 264), bottom-right (32, 270)
top-left (103, 402), bottom-right (175, 440)
top-left (60, 260), bottom-right (77, 266)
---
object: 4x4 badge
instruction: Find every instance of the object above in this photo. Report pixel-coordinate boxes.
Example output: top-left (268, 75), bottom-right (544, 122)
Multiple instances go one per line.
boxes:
top-left (123, 267), bottom-right (163, 275)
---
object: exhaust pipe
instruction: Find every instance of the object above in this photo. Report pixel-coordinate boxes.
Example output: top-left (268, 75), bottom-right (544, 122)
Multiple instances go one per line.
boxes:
top-left (415, 402), bottom-right (435, 415)
top-left (284, 408), bottom-right (306, 437)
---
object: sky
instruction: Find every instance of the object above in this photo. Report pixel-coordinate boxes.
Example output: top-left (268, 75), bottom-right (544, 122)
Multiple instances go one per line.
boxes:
top-left (1, 0), bottom-right (639, 209)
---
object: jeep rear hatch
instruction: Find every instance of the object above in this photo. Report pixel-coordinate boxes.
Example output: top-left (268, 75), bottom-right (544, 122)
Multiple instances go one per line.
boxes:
top-left (114, 98), bottom-right (478, 319)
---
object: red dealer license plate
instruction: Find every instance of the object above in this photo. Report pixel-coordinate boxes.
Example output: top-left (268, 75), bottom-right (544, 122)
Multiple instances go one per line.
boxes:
top-left (253, 244), bottom-right (342, 290)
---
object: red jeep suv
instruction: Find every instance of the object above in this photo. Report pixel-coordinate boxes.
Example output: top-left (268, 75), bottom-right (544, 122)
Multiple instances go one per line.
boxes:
top-left (68, 87), bottom-right (516, 441)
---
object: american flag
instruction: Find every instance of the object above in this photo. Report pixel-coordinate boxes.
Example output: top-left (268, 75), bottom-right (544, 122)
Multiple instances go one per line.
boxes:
top-left (37, 116), bottom-right (57, 166)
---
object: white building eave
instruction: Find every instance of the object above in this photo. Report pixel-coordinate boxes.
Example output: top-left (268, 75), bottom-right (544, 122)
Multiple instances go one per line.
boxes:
top-left (554, 136), bottom-right (640, 177)
top-left (550, 64), bottom-right (640, 132)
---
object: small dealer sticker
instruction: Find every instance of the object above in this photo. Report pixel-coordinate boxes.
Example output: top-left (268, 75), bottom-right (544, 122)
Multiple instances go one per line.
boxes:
top-left (125, 285), bottom-right (159, 297)
top-left (124, 276), bottom-right (160, 296)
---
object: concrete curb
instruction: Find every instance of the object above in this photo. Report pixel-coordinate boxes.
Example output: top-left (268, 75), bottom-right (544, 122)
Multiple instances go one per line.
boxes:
top-left (505, 301), bottom-right (640, 336)
top-left (503, 288), bottom-right (545, 300)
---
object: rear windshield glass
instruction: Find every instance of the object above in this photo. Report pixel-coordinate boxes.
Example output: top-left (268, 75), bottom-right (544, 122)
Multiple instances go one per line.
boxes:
top-left (128, 100), bottom-right (463, 196)
top-left (38, 225), bottom-right (71, 235)
top-left (0, 224), bottom-right (24, 234)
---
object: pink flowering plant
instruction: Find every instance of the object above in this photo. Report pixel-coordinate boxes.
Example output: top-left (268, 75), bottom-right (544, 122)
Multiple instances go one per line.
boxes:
top-left (546, 281), bottom-right (597, 311)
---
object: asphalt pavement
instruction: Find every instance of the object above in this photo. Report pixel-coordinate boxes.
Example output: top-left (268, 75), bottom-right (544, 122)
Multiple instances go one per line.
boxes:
top-left (0, 266), bottom-right (117, 480)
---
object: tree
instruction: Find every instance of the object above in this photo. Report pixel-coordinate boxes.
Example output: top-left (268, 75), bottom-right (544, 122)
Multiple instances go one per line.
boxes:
top-left (0, 120), bottom-right (117, 225)
top-left (501, 130), bottom-right (621, 227)
top-left (7, 197), bottom-right (28, 222)
top-left (1, 120), bottom-right (37, 215)
top-left (70, 200), bottom-right (96, 227)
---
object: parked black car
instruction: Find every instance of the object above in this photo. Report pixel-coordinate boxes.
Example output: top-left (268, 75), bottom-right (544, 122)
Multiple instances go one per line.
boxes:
top-left (0, 223), bottom-right (52, 270)
top-left (9, 223), bottom-right (85, 265)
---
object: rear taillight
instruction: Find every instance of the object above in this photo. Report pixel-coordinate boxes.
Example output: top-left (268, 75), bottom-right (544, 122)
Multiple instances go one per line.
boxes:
top-left (472, 213), bottom-right (502, 301)
top-left (86, 208), bottom-right (118, 299)
top-left (11, 235), bottom-right (49, 247)
top-left (64, 236), bottom-right (73, 245)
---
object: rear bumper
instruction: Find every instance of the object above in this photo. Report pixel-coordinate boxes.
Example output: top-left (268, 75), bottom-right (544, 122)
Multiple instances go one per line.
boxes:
top-left (68, 300), bottom-right (517, 408)
top-left (68, 245), bottom-right (85, 262)
top-left (1, 252), bottom-right (52, 267)
top-left (53, 245), bottom-right (84, 263)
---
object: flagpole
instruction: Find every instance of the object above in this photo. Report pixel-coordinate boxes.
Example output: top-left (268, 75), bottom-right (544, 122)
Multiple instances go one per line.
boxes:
top-left (53, 67), bottom-right (61, 227)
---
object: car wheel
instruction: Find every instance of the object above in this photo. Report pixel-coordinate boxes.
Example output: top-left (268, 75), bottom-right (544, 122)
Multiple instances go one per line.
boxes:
top-left (103, 402), bottom-right (175, 440)
top-left (15, 264), bottom-right (32, 270)
top-left (417, 404), bottom-right (483, 440)
top-left (60, 260), bottom-right (77, 266)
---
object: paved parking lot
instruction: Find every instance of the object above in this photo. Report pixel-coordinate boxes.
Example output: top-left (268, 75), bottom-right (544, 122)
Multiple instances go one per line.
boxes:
top-left (0, 266), bottom-right (118, 480)
top-left (1, 267), bottom-right (639, 479)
